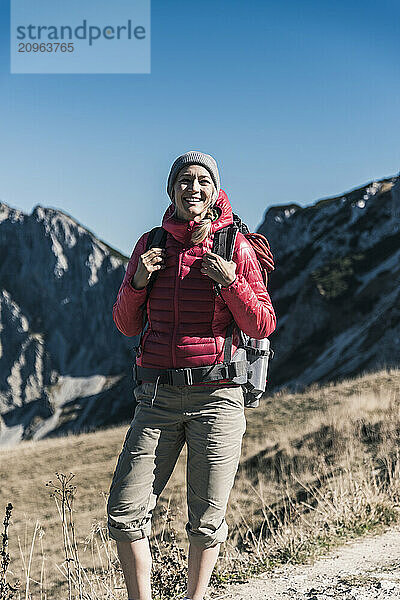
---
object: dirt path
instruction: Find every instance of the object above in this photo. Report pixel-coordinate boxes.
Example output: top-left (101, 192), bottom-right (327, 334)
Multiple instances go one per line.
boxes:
top-left (220, 526), bottom-right (400, 599)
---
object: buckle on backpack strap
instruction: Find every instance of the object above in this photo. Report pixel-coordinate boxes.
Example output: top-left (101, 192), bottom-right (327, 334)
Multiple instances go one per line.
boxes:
top-left (168, 368), bottom-right (193, 386)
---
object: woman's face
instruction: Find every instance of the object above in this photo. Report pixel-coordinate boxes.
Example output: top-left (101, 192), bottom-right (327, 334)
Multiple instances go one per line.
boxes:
top-left (173, 165), bottom-right (216, 222)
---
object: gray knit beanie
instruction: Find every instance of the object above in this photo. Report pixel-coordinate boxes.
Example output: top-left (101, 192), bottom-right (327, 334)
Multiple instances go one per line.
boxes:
top-left (167, 150), bottom-right (220, 202)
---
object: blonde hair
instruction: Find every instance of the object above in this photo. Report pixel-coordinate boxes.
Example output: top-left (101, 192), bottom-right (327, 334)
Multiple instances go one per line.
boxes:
top-left (190, 185), bottom-right (219, 244)
top-left (190, 201), bottom-right (219, 245)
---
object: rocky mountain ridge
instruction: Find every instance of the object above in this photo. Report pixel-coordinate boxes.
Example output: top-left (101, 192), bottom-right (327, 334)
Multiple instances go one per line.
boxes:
top-left (0, 202), bottom-right (134, 445)
top-left (259, 175), bottom-right (400, 391)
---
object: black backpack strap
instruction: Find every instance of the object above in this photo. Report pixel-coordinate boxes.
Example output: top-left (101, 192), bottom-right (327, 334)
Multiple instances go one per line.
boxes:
top-left (212, 226), bottom-right (227, 257)
top-left (212, 223), bottom-right (239, 262)
top-left (232, 212), bottom-right (250, 235)
top-left (223, 321), bottom-right (235, 364)
top-left (136, 227), bottom-right (168, 356)
top-left (145, 226), bottom-right (168, 251)
top-left (225, 225), bottom-right (238, 261)
top-left (212, 223), bottom-right (240, 363)
top-left (144, 227), bottom-right (168, 299)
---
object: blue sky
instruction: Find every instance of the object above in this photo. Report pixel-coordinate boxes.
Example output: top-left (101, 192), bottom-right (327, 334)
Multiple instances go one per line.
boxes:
top-left (0, 0), bottom-right (399, 257)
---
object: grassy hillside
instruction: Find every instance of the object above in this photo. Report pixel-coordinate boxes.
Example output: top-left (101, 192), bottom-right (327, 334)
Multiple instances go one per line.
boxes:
top-left (1, 367), bottom-right (400, 599)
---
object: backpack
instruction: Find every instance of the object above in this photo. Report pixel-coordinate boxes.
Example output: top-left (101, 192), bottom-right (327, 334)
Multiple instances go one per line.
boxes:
top-left (136, 213), bottom-right (275, 407)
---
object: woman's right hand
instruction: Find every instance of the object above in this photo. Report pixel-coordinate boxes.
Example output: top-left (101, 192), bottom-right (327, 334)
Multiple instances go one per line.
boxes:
top-left (131, 247), bottom-right (166, 290)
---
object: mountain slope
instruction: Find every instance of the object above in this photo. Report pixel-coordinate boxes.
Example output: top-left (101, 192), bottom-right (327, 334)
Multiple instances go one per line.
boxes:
top-left (0, 203), bottom-right (135, 445)
top-left (258, 174), bottom-right (400, 391)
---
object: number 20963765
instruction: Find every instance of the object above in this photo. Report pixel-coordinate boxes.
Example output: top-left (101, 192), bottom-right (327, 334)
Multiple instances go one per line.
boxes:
top-left (18, 43), bottom-right (74, 52)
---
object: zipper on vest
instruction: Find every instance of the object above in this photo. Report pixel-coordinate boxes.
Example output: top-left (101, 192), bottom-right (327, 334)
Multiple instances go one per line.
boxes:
top-left (171, 249), bottom-right (183, 368)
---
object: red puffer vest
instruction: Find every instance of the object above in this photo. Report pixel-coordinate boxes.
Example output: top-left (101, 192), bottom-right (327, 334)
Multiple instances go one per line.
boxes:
top-left (113, 189), bottom-right (276, 369)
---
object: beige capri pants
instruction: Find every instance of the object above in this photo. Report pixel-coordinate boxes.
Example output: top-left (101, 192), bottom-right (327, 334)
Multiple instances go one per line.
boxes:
top-left (107, 381), bottom-right (246, 549)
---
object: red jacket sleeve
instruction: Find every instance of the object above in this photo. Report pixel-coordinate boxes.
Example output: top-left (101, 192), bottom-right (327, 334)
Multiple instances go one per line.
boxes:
top-left (112, 233), bottom-right (149, 337)
top-left (220, 232), bottom-right (277, 339)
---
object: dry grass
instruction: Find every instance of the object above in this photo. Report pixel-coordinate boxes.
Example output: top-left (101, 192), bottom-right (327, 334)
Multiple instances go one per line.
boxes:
top-left (1, 367), bottom-right (400, 599)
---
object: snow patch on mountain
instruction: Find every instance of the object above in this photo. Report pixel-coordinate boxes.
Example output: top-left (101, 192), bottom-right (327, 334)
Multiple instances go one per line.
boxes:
top-left (86, 246), bottom-right (105, 286)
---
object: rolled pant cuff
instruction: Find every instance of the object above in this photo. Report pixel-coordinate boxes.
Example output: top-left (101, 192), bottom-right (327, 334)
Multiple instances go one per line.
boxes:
top-left (107, 521), bottom-right (151, 543)
top-left (185, 520), bottom-right (228, 548)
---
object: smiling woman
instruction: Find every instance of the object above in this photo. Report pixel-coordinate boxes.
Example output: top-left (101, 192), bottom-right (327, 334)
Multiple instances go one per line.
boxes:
top-left (107, 150), bottom-right (277, 600)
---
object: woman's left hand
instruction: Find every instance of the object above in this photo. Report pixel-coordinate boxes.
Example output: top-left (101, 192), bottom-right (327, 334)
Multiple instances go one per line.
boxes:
top-left (201, 252), bottom-right (236, 287)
